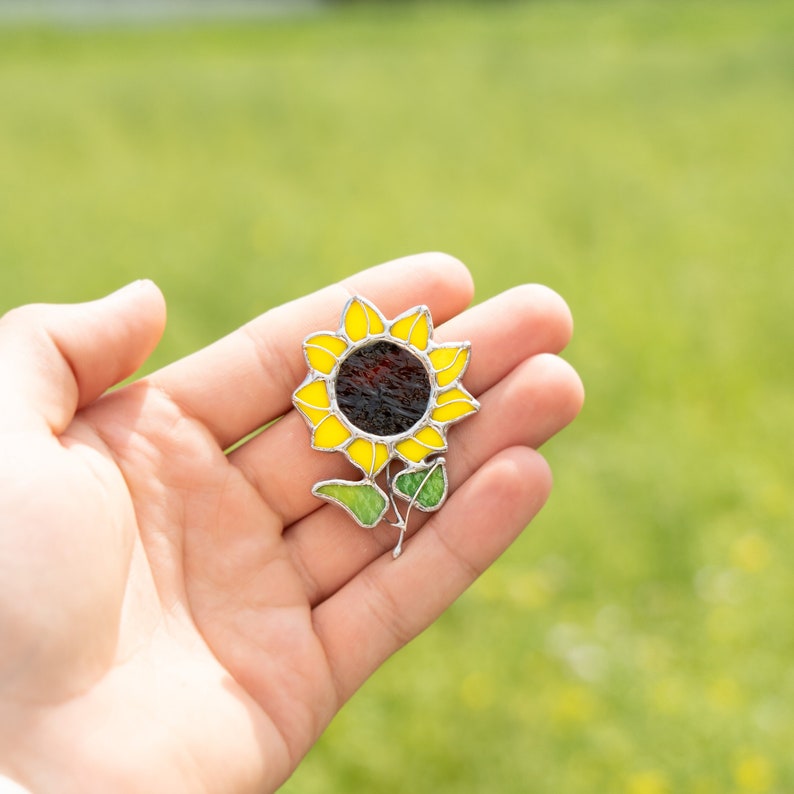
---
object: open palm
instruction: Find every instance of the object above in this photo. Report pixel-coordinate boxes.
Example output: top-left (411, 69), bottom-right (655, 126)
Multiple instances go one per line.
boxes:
top-left (0, 254), bottom-right (583, 793)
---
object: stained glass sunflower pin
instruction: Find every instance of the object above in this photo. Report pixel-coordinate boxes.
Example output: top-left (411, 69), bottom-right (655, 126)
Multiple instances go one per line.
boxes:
top-left (292, 296), bottom-right (480, 558)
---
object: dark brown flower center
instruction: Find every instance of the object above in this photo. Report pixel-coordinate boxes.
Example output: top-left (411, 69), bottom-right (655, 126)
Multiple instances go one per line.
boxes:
top-left (335, 341), bottom-right (432, 437)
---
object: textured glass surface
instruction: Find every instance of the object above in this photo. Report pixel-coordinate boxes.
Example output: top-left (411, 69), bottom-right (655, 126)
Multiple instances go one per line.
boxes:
top-left (336, 341), bottom-right (431, 437)
top-left (314, 481), bottom-right (387, 527)
top-left (394, 465), bottom-right (447, 509)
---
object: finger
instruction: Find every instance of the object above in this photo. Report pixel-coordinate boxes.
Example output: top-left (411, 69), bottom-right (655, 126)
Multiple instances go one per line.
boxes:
top-left (0, 280), bottom-right (166, 435)
top-left (147, 252), bottom-right (475, 450)
top-left (312, 446), bottom-right (552, 704)
top-left (229, 283), bottom-right (577, 527)
top-left (284, 352), bottom-right (583, 605)
top-left (442, 283), bottom-right (574, 395)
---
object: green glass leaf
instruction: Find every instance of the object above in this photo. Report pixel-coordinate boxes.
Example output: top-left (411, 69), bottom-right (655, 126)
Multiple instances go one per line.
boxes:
top-left (313, 479), bottom-right (388, 528)
top-left (393, 463), bottom-right (448, 511)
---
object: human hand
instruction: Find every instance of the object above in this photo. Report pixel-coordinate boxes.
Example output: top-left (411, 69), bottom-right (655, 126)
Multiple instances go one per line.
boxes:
top-left (0, 253), bottom-right (583, 793)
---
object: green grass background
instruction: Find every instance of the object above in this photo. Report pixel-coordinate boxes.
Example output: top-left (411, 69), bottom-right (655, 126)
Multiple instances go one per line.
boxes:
top-left (1, 1), bottom-right (793, 791)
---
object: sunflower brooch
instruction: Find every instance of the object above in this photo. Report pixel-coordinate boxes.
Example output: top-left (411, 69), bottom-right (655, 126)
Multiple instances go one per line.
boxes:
top-left (293, 296), bottom-right (480, 557)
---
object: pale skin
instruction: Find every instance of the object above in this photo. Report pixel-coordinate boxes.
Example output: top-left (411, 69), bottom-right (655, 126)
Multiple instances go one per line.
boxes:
top-left (0, 253), bottom-right (583, 793)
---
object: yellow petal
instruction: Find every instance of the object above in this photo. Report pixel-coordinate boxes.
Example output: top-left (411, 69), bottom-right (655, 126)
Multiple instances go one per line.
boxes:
top-left (304, 333), bottom-right (349, 375)
top-left (294, 380), bottom-right (331, 409)
top-left (431, 387), bottom-right (479, 423)
top-left (293, 380), bottom-right (331, 425)
top-left (313, 414), bottom-right (352, 449)
top-left (343, 297), bottom-right (385, 342)
top-left (394, 437), bottom-right (428, 463)
top-left (395, 425), bottom-right (446, 463)
top-left (415, 425), bottom-right (445, 448)
top-left (297, 403), bottom-right (328, 426)
top-left (390, 307), bottom-right (431, 351)
top-left (428, 345), bottom-right (470, 388)
top-left (346, 438), bottom-right (390, 476)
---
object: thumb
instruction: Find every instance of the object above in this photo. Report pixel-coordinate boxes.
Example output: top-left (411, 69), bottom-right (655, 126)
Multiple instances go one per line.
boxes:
top-left (0, 280), bottom-right (166, 435)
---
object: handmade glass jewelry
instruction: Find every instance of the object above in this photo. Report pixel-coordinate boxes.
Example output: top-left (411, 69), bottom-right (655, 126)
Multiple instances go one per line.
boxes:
top-left (293, 296), bottom-right (479, 557)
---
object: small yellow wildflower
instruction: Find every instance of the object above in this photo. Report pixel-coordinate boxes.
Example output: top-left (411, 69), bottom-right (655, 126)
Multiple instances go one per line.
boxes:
top-left (626, 770), bottom-right (669, 794)
top-left (730, 532), bottom-right (771, 573)
top-left (734, 753), bottom-right (773, 793)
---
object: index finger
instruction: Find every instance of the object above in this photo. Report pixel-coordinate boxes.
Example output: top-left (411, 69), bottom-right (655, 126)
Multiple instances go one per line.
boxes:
top-left (146, 253), bottom-right (475, 450)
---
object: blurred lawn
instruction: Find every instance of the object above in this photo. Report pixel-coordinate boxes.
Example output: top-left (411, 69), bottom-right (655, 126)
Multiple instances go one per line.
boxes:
top-left (2, 1), bottom-right (794, 791)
